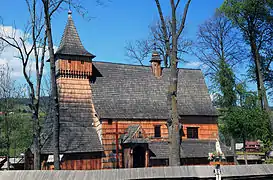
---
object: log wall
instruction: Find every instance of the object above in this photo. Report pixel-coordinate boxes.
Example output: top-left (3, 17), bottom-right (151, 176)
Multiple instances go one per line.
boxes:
top-left (101, 119), bottom-right (218, 169)
top-left (42, 154), bottom-right (101, 170)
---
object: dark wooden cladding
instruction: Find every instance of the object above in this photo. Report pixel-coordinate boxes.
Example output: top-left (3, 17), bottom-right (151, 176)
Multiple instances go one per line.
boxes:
top-left (42, 153), bottom-right (102, 170)
top-left (61, 159), bottom-right (101, 170)
top-left (56, 59), bottom-right (92, 78)
top-left (180, 115), bottom-right (218, 124)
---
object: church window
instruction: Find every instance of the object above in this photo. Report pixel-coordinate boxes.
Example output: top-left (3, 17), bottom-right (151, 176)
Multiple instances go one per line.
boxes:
top-left (154, 125), bottom-right (161, 138)
top-left (187, 127), bottom-right (199, 139)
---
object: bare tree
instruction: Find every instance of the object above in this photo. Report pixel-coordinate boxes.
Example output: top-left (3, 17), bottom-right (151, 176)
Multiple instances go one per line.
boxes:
top-left (147, 0), bottom-right (191, 166)
top-left (41, 0), bottom-right (88, 171)
top-left (0, 64), bottom-right (18, 170)
top-left (41, 0), bottom-right (63, 170)
top-left (0, 0), bottom-right (47, 170)
top-left (125, 16), bottom-right (192, 67)
top-left (126, 3), bottom-right (192, 166)
top-left (125, 39), bottom-right (152, 66)
top-left (194, 11), bottom-right (244, 83)
top-left (0, 39), bottom-right (3, 55)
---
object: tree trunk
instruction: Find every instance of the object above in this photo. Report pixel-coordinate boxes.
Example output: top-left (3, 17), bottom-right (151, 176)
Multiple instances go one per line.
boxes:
top-left (230, 137), bottom-right (238, 165)
top-left (33, 102), bottom-right (41, 170)
top-left (168, 39), bottom-right (180, 166)
top-left (168, 67), bottom-right (180, 166)
top-left (250, 40), bottom-right (269, 110)
top-left (249, 39), bottom-right (273, 133)
top-left (154, 0), bottom-right (191, 166)
top-left (43, 0), bottom-right (60, 170)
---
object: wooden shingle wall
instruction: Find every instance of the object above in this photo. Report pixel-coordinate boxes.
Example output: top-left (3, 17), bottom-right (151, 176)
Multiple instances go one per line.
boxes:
top-left (45, 77), bottom-right (103, 170)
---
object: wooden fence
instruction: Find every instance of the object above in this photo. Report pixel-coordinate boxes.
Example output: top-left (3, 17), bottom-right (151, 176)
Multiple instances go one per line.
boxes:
top-left (1, 164), bottom-right (273, 180)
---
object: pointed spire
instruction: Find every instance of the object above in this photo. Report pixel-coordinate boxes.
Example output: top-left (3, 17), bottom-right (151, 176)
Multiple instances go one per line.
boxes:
top-left (55, 11), bottom-right (95, 59)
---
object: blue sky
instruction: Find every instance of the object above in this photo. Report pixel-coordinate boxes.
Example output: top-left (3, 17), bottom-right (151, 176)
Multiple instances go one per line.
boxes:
top-left (1, 0), bottom-right (269, 103)
top-left (0, 0), bottom-right (223, 64)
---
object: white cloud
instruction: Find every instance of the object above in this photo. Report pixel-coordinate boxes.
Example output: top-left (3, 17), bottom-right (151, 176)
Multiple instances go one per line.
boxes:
top-left (0, 25), bottom-right (56, 80)
top-left (184, 61), bottom-right (202, 68)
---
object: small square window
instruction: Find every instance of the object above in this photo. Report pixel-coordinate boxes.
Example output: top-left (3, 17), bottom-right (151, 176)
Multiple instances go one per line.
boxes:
top-left (81, 61), bottom-right (84, 64)
top-left (187, 127), bottom-right (198, 139)
top-left (108, 119), bottom-right (112, 125)
top-left (68, 60), bottom-right (71, 63)
top-left (154, 125), bottom-right (161, 138)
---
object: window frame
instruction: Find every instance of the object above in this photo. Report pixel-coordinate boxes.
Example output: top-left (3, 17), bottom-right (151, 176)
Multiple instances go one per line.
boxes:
top-left (186, 127), bottom-right (199, 139)
top-left (154, 125), bottom-right (161, 138)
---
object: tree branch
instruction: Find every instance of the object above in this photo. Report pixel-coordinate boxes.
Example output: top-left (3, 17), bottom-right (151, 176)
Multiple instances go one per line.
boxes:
top-left (176, 0), bottom-right (191, 38)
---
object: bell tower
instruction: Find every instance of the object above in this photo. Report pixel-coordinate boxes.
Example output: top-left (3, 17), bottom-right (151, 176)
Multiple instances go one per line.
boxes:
top-left (55, 11), bottom-right (102, 144)
top-left (55, 11), bottom-right (95, 78)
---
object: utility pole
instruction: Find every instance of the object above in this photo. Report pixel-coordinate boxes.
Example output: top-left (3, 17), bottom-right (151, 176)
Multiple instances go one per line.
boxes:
top-left (105, 120), bottom-right (123, 169)
top-left (115, 120), bottom-right (119, 169)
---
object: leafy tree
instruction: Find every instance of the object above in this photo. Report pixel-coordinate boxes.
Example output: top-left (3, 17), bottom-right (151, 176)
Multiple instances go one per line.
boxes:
top-left (215, 58), bottom-right (237, 108)
top-left (221, 0), bottom-right (273, 111)
top-left (235, 82), bottom-right (259, 108)
top-left (0, 112), bottom-right (33, 157)
top-left (0, 64), bottom-right (18, 170)
top-left (195, 11), bottom-right (240, 163)
top-left (248, 55), bottom-right (273, 101)
top-left (223, 107), bottom-right (270, 164)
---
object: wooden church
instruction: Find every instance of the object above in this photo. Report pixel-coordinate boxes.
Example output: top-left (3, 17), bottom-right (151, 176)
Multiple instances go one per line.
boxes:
top-left (38, 12), bottom-right (233, 170)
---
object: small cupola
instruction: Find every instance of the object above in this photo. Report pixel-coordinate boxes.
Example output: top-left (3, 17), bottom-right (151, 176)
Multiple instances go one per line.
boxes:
top-left (150, 46), bottom-right (162, 78)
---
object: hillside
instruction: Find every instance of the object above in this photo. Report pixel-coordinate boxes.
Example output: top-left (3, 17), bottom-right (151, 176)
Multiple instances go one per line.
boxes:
top-left (0, 97), bottom-right (49, 157)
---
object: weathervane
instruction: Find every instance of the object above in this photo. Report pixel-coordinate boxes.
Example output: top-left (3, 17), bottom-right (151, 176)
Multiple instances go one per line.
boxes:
top-left (68, 0), bottom-right (71, 15)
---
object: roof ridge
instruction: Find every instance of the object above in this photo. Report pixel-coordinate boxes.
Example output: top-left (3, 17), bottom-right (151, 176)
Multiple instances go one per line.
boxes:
top-left (93, 61), bottom-right (201, 70)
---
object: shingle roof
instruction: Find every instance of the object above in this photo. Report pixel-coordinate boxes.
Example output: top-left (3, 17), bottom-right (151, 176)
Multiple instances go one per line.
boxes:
top-left (40, 100), bottom-right (103, 154)
top-left (149, 140), bottom-right (233, 159)
top-left (55, 12), bottom-right (95, 58)
top-left (91, 62), bottom-right (217, 119)
top-left (41, 126), bottom-right (103, 154)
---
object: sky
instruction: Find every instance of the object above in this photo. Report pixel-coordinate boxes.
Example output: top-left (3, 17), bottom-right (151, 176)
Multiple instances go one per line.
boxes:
top-left (1, 0), bottom-right (269, 103)
top-left (0, 0), bottom-right (224, 67)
